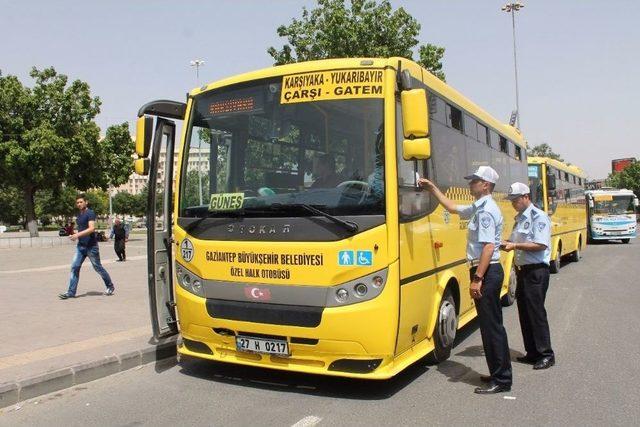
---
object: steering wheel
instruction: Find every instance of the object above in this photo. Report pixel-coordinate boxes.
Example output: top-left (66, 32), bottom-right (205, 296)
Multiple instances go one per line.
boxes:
top-left (337, 180), bottom-right (371, 204)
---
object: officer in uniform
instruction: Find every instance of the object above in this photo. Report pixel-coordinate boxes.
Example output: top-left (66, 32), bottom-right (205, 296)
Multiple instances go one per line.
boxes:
top-left (502, 182), bottom-right (555, 370)
top-left (419, 165), bottom-right (512, 394)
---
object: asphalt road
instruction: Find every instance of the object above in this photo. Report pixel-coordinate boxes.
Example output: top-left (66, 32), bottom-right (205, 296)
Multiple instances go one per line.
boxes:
top-left (2, 240), bottom-right (639, 426)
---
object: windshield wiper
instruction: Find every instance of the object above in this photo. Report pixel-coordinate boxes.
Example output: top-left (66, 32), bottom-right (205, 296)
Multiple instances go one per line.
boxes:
top-left (270, 203), bottom-right (359, 233)
top-left (183, 208), bottom-right (245, 233)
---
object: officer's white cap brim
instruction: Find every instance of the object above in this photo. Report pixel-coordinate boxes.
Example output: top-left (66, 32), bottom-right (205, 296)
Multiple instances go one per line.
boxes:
top-left (506, 193), bottom-right (530, 200)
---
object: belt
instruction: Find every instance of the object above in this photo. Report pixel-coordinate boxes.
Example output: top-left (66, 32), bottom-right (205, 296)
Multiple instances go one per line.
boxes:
top-left (515, 263), bottom-right (548, 272)
top-left (468, 259), bottom-right (500, 268)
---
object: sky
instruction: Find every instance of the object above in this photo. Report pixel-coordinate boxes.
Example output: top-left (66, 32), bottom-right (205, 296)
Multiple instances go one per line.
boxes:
top-left (2, 0), bottom-right (639, 179)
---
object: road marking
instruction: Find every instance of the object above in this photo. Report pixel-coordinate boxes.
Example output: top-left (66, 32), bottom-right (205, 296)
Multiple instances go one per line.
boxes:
top-left (291, 416), bottom-right (322, 427)
top-left (0, 255), bottom-right (146, 274)
top-left (0, 326), bottom-right (150, 368)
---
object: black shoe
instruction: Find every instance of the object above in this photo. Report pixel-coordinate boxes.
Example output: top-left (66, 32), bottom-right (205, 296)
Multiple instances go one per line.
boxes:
top-left (480, 375), bottom-right (492, 383)
top-left (516, 355), bottom-right (538, 364)
top-left (533, 356), bottom-right (555, 370)
top-left (58, 293), bottom-right (75, 300)
top-left (474, 382), bottom-right (511, 394)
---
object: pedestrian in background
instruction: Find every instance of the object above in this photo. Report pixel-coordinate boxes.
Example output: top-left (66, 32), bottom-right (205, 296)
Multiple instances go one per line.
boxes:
top-left (502, 182), bottom-right (555, 370)
top-left (419, 166), bottom-right (512, 394)
top-left (58, 194), bottom-right (115, 299)
top-left (110, 217), bottom-right (129, 261)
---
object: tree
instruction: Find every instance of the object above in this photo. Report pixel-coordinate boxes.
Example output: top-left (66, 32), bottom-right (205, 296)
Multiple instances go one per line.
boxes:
top-left (527, 143), bottom-right (564, 162)
top-left (0, 67), bottom-right (133, 236)
top-left (85, 189), bottom-right (109, 216)
top-left (607, 162), bottom-right (640, 197)
top-left (35, 186), bottom-right (77, 222)
top-left (112, 191), bottom-right (138, 216)
top-left (0, 187), bottom-right (25, 225)
top-left (267, 0), bottom-right (446, 81)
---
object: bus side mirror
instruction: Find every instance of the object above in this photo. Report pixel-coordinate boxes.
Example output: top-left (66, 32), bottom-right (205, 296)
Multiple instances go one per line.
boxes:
top-left (135, 158), bottom-right (150, 176)
top-left (136, 116), bottom-right (154, 158)
top-left (635, 198), bottom-right (639, 207)
top-left (588, 200), bottom-right (594, 208)
top-left (401, 89), bottom-right (431, 160)
top-left (546, 173), bottom-right (557, 191)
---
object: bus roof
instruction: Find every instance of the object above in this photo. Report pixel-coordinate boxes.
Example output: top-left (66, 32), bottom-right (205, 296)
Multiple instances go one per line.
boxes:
top-left (192, 57), bottom-right (525, 148)
top-left (585, 188), bottom-right (636, 196)
top-left (529, 156), bottom-right (587, 178)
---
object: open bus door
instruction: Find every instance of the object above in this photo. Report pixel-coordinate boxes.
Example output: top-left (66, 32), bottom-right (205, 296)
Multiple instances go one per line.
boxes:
top-left (135, 100), bottom-right (186, 340)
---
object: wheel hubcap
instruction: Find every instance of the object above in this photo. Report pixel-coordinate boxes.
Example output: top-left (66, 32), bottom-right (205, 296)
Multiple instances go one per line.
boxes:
top-left (438, 301), bottom-right (457, 347)
top-left (509, 268), bottom-right (517, 300)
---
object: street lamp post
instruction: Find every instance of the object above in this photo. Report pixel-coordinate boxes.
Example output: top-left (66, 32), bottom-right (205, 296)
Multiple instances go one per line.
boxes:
top-left (189, 59), bottom-right (205, 86)
top-left (502, 2), bottom-right (524, 129)
top-left (190, 59), bottom-right (205, 205)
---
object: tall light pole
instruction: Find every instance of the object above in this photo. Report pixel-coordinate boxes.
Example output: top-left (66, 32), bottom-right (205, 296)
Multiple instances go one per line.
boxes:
top-left (502, 2), bottom-right (524, 129)
top-left (190, 59), bottom-right (205, 86)
top-left (190, 59), bottom-right (205, 205)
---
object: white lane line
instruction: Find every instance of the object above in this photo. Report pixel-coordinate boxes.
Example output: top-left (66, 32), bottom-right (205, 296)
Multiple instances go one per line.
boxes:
top-left (0, 255), bottom-right (146, 274)
top-left (291, 416), bottom-right (322, 427)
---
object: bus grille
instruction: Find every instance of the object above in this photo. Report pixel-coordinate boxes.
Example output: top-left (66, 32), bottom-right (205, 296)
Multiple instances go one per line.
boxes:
top-left (206, 299), bottom-right (323, 327)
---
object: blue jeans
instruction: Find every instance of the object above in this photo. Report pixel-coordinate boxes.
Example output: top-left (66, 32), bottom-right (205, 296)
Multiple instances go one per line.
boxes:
top-left (66, 245), bottom-right (113, 296)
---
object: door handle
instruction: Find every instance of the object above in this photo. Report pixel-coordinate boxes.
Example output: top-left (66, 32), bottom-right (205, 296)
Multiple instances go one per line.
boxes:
top-left (158, 265), bottom-right (166, 279)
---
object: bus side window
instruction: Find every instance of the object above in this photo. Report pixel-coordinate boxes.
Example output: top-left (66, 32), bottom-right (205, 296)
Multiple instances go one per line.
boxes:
top-left (446, 104), bottom-right (463, 132)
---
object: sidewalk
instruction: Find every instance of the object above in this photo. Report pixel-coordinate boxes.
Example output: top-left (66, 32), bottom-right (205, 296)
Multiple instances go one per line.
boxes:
top-left (0, 237), bottom-right (176, 408)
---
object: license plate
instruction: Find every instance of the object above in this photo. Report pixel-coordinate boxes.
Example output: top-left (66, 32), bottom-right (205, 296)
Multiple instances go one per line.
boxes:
top-left (236, 336), bottom-right (289, 357)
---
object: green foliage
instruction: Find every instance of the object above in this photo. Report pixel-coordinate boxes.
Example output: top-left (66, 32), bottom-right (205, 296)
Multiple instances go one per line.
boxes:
top-left (607, 162), bottom-right (640, 196)
top-left (0, 67), bottom-right (133, 236)
top-left (101, 123), bottom-right (134, 187)
top-left (35, 186), bottom-right (77, 219)
top-left (112, 191), bottom-right (138, 216)
top-left (267, 0), bottom-right (446, 81)
top-left (527, 143), bottom-right (564, 162)
top-left (0, 187), bottom-right (25, 225)
top-left (85, 189), bottom-right (109, 216)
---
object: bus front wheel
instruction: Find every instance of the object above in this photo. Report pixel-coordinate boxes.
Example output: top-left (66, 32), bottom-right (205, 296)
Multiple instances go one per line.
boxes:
top-left (550, 247), bottom-right (561, 274)
top-left (426, 288), bottom-right (457, 364)
top-left (570, 243), bottom-right (581, 262)
top-left (501, 266), bottom-right (517, 307)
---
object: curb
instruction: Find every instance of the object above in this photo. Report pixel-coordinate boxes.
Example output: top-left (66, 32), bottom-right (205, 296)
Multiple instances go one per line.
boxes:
top-left (0, 336), bottom-right (177, 409)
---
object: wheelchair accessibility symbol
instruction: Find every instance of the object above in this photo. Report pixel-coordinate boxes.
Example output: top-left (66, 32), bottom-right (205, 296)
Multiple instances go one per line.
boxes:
top-left (356, 251), bottom-right (373, 266)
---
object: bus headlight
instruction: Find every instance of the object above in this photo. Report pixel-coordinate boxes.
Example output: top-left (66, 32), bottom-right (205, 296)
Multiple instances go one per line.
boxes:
top-left (192, 280), bottom-right (203, 295)
top-left (335, 288), bottom-right (349, 303)
top-left (354, 283), bottom-right (368, 297)
top-left (372, 276), bottom-right (384, 288)
top-left (326, 268), bottom-right (388, 307)
top-left (175, 262), bottom-right (205, 297)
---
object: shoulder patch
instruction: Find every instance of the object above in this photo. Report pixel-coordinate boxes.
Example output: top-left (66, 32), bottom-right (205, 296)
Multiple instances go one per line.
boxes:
top-left (481, 215), bottom-right (492, 228)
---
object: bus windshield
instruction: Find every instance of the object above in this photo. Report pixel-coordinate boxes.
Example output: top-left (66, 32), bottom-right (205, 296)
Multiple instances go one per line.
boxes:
top-left (593, 196), bottom-right (635, 215)
top-left (179, 78), bottom-right (385, 219)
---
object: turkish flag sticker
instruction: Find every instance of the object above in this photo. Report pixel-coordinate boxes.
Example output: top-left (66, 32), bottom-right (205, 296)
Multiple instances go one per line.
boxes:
top-left (244, 287), bottom-right (272, 301)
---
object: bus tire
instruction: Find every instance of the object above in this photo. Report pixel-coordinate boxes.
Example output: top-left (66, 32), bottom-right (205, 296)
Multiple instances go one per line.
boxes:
top-left (570, 242), bottom-right (581, 262)
top-left (622, 238), bottom-right (630, 244)
top-left (550, 246), bottom-right (561, 274)
top-left (501, 266), bottom-right (517, 307)
top-left (426, 288), bottom-right (457, 365)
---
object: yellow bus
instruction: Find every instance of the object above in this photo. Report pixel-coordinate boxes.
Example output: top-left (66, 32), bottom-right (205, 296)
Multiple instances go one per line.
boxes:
top-left (134, 57), bottom-right (528, 379)
top-left (527, 157), bottom-right (587, 273)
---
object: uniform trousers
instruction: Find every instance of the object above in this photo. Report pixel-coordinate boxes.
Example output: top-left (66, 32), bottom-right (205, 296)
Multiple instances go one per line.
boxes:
top-left (471, 263), bottom-right (512, 386)
top-left (515, 264), bottom-right (554, 359)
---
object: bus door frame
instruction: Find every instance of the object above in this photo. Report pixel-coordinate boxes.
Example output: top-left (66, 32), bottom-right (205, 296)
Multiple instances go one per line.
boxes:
top-left (146, 118), bottom-right (178, 339)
